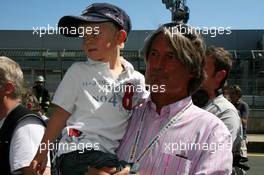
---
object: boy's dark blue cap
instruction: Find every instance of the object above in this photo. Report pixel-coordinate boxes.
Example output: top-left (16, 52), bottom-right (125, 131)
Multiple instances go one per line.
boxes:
top-left (58, 3), bottom-right (132, 37)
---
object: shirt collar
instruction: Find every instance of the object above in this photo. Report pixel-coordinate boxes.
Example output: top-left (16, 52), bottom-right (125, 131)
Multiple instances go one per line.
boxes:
top-left (207, 94), bottom-right (224, 105)
top-left (85, 57), bottom-right (135, 73)
top-left (85, 57), bottom-right (109, 67)
top-left (120, 58), bottom-right (135, 75)
top-left (146, 96), bottom-right (192, 117)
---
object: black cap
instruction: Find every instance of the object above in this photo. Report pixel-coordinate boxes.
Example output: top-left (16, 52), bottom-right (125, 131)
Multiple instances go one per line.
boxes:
top-left (58, 3), bottom-right (132, 37)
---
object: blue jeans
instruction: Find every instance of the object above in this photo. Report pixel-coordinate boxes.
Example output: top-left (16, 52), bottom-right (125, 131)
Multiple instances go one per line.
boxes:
top-left (58, 149), bottom-right (128, 175)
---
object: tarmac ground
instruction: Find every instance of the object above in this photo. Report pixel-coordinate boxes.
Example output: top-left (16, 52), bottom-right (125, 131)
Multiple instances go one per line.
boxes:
top-left (247, 134), bottom-right (264, 153)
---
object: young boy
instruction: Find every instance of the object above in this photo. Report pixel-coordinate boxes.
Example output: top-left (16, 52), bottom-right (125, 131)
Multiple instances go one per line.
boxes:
top-left (30, 3), bottom-right (146, 175)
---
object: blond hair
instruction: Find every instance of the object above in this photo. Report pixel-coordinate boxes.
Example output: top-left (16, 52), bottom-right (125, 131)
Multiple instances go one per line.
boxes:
top-left (81, 22), bottom-right (125, 49)
top-left (0, 56), bottom-right (24, 99)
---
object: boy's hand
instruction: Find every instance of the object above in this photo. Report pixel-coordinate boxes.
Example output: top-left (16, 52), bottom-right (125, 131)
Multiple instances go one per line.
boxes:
top-left (85, 166), bottom-right (134, 175)
top-left (30, 149), bottom-right (48, 175)
top-left (113, 166), bottom-right (131, 175)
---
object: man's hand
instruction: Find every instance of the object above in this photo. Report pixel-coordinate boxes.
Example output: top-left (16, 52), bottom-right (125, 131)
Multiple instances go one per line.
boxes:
top-left (29, 149), bottom-right (48, 175)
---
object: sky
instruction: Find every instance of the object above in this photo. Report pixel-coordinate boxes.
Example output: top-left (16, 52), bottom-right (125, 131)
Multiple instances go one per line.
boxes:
top-left (0, 0), bottom-right (264, 30)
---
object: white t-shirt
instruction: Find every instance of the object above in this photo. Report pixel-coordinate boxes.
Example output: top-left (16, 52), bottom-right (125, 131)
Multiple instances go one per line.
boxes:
top-left (8, 117), bottom-right (50, 174)
top-left (53, 58), bottom-right (147, 156)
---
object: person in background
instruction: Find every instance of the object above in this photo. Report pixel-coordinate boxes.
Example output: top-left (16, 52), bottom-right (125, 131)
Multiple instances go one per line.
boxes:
top-left (192, 46), bottom-right (241, 143)
top-left (0, 56), bottom-right (50, 175)
top-left (33, 75), bottom-right (51, 114)
top-left (22, 85), bottom-right (48, 121)
top-left (229, 85), bottom-right (250, 175)
top-left (229, 85), bottom-right (249, 141)
top-left (192, 47), bottom-right (249, 174)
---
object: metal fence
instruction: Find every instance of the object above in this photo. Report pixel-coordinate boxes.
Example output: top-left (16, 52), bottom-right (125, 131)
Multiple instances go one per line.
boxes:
top-left (1, 48), bottom-right (264, 108)
top-left (228, 50), bottom-right (264, 108)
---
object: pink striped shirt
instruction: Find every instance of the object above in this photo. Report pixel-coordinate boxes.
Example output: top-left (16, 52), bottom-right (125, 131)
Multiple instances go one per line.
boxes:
top-left (117, 96), bottom-right (233, 175)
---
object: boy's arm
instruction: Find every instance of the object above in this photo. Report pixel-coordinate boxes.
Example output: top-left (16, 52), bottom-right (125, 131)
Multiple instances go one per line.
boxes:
top-left (30, 105), bottom-right (70, 175)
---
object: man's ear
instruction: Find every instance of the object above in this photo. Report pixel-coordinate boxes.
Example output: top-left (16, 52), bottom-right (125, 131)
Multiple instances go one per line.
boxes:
top-left (4, 81), bottom-right (15, 95)
top-left (215, 70), bottom-right (227, 85)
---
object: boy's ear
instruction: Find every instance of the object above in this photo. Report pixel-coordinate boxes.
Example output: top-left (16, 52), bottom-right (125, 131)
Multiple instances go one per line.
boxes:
top-left (117, 30), bottom-right (127, 44)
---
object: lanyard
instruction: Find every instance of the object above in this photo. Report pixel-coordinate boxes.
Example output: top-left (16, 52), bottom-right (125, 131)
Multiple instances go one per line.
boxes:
top-left (128, 101), bottom-right (192, 164)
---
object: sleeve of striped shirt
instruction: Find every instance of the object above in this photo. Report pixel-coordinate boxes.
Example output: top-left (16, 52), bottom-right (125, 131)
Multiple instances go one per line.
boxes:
top-left (193, 123), bottom-right (233, 175)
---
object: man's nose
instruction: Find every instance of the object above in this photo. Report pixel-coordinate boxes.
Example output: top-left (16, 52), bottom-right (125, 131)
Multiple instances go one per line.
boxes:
top-left (154, 56), bottom-right (167, 69)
